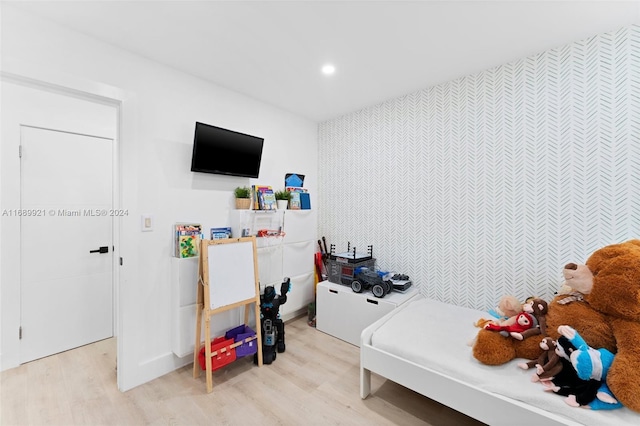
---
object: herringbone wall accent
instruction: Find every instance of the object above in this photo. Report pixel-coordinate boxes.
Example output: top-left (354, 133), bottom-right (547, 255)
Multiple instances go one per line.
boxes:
top-left (318, 24), bottom-right (640, 310)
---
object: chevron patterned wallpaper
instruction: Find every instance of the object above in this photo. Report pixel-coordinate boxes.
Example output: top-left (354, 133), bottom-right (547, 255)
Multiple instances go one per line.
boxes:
top-left (318, 24), bottom-right (640, 310)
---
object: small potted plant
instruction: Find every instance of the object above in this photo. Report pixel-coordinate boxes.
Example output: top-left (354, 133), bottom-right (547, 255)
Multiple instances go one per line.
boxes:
top-left (274, 190), bottom-right (291, 210)
top-left (234, 186), bottom-right (251, 209)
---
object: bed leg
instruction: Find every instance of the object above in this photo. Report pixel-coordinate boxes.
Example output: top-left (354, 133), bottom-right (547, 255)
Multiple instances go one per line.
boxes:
top-left (360, 367), bottom-right (371, 399)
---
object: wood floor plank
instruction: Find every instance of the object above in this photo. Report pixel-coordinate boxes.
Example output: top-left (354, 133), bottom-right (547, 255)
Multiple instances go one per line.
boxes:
top-left (1, 316), bottom-right (485, 425)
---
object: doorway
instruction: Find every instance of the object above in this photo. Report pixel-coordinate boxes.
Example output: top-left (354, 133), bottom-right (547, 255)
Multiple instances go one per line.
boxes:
top-left (2, 81), bottom-right (119, 365)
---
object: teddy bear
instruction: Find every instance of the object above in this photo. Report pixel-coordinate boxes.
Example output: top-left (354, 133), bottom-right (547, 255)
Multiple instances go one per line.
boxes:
top-left (472, 239), bottom-right (640, 413)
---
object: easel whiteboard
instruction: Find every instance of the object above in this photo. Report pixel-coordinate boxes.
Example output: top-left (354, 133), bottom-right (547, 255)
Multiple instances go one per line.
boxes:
top-left (194, 236), bottom-right (262, 392)
top-left (206, 239), bottom-right (257, 310)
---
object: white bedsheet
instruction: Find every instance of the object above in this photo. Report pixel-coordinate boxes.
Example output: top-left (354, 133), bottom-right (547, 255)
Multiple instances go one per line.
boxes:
top-left (370, 297), bottom-right (640, 426)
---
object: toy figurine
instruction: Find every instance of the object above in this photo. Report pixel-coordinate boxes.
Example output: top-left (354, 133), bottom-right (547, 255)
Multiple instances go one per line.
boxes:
top-left (254, 277), bottom-right (291, 364)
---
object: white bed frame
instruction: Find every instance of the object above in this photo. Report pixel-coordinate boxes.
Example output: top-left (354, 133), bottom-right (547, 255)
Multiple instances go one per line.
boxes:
top-left (359, 294), bottom-right (581, 426)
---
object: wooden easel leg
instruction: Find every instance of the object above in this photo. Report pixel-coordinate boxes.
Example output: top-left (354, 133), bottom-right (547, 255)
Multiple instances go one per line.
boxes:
top-left (254, 301), bottom-right (263, 367)
top-left (193, 301), bottom-right (203, 379)
top-left (193, 269), bottom-right (204, 379)
top-left (204, 316), bottom-right (213, 393)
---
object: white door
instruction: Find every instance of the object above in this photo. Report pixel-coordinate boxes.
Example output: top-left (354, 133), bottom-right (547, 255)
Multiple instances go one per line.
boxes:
top-left (20, 126), bottom-right (114, 363)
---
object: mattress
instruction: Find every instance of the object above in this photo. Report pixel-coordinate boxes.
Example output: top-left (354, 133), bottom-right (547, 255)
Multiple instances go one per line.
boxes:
top-left (370, 297), bottom-right (639, 426)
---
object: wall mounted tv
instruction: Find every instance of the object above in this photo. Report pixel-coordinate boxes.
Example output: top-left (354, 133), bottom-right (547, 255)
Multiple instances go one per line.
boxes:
top-left (190, 122), bottom-right (264, 178)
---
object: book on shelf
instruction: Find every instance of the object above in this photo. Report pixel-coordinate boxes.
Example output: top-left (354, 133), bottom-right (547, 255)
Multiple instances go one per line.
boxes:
top-left (286, 186), bottom-right (308, 210)
top-left (174, 223), bottom-right (202, 258)
top-left (299, 192), bottom-right (311, 210)
top-left (210, 227), bottom-right (232, 239)
top-left (285, 186), bottom-right (308, 193)
top-left (289, 192), bottom-right (301, 210)
top-left (251, 185), bottom-right (276, 210)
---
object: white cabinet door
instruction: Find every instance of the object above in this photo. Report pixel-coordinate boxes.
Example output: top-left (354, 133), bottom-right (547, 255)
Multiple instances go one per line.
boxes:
top-left (283, 240), bottom-right (315, 278)
top-left (280, 272), bottom-right (315, 319)
top-left (316, 281), bottom-right (417, 346)
top-left (283, 210), bottom-right (317, 243)
top-left (257, 245), bottom-right (283, 289)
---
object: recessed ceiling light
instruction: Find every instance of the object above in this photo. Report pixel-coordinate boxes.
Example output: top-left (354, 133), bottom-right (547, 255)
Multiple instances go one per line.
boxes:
top-left (322, 64), bottom-right (336, 75)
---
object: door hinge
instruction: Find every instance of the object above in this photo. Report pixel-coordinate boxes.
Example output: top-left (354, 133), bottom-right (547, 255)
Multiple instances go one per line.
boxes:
top-left (19, 326), bottom-right (22, 340)
top-left (19, 145), bottom-right (22, 158)
top-left (120, 257), bottom-right (123, 266)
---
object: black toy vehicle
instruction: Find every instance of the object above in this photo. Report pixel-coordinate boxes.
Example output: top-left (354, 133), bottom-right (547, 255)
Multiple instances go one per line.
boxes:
top-left (350, 267), bottom-right (392, 298)
top-left (388, 273), bottom-right (413, 292)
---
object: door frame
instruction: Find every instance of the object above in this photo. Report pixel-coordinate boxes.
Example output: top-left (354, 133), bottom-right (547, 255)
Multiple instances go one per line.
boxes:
top-left (1, 59), bottom-right (135, 390)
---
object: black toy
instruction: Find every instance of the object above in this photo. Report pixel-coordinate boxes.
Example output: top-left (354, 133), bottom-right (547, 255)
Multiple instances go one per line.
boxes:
top-left (254, 277), bottom-right (291, 365)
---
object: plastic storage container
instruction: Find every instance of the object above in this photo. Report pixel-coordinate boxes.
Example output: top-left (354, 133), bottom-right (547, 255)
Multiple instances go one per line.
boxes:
top-left (198, 336), bottom-right (236, 371)
top-left (225, 324), bottom-right (257, 358)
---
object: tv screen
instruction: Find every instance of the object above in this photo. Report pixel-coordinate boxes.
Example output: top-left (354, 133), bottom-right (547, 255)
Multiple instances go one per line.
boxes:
top-left (190, 122), bottom-right (264, 178)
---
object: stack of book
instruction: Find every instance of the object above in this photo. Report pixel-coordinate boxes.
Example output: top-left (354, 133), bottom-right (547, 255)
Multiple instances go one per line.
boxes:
top-left (174, 223), bottom-right (202, 258)
top-left (251, 185), bottom-right (277, 210)
top-left (286, 186), bottom-right (310, 210)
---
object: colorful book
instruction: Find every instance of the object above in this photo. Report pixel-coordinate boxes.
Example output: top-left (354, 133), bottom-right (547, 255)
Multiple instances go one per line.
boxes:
top-left (210, 227), bottom-right (232, 239)
top-left (286, 187), bottom-right (307, 210)
top-left (179, 234), bottom-right (200, 258)
top-left (289, 192), bottom-right (301, 210)
top-left (260, 188), bottom-right (277, 210)
top-left (251, 185), bottom-right (272, 209)
top-left (174, 223), bottom-right (202, 258)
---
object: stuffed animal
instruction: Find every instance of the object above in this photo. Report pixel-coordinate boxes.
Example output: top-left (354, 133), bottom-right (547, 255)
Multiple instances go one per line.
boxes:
top-left (474, 295), bottom-right (524, 328)
top-left (540, 336), bottom-right (601, 408)
top-left (472, 239), bottom-right (640, 412)
top-left (557, 325), bottom-right (622, 409)
top-left (517, 337), bottom-right (563, 382)
top-left (510, 298), bottom-right (548, 340)
top-left (484, 312), bottom-right (536, 335)
top-left (558, 325), bottom-right (622, 410)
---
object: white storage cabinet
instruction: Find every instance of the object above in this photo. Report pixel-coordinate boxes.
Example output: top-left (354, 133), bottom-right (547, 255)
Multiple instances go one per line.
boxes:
top-left (316, 280), bottom-right (418, 347)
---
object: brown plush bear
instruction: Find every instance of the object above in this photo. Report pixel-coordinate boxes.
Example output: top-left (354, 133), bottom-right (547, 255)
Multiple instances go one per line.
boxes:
top-left (472, 239), bottom-right (640, 412)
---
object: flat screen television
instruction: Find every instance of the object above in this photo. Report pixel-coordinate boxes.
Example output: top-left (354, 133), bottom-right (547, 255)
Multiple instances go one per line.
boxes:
top-left (190, 122), bottom-right (264, 178)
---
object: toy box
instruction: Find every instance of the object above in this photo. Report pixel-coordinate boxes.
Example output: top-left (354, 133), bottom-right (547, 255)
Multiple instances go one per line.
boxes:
top-left (225, 324), bottom-right (257, 358)
top-left (198, 336), bottom-right (236, 371)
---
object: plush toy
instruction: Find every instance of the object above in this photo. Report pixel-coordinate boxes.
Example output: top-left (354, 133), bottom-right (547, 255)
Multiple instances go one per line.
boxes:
top-left (518, 337), bottom-right (563, 382)
top-left (484, 312), bottom-right (536, 335)
top-left (540, 336), bottom-right (602, 408)
top-left (472, 239), bottom-right (640, 412)
top-left (510, 298), bottom-right (548, 340)
top-left (557, 325), bottom-right (622, 409)
top-left (474, 295), bottom-right (524, 328)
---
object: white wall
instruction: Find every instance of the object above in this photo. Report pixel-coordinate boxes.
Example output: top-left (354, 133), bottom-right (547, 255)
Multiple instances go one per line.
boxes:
top-left (318, 23), bottom-right (640, 311)
top-left (0, 5), bottom-right (317, 390)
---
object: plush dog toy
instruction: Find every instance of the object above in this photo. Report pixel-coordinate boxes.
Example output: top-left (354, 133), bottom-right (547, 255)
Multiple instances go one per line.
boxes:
top-left (472, 239), bottom-right (640, 412)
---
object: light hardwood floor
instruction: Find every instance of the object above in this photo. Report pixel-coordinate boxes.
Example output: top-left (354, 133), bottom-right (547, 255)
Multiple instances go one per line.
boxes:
top-left (1, 316), bottom-right (485, 426)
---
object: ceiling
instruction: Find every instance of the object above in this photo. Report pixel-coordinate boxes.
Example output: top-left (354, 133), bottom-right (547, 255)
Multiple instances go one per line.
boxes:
top-left (8, 0), bottom-right (640, 122)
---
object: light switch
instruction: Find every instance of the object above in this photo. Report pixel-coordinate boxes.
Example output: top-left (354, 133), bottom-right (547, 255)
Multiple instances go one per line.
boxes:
top-left (141, 214), bottom-right (153, 232)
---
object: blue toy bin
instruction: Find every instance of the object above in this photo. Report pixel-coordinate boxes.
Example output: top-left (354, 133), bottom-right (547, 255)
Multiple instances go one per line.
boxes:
top-left (225, 324), bottom-right (257, 358)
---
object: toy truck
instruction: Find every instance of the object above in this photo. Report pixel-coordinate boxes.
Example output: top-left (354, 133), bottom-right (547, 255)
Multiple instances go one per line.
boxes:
top-left (350, 267), bottom-right (392, 298)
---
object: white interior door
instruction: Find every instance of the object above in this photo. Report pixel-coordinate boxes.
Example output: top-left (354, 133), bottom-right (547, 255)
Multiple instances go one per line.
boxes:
top-left (20, 126), bottom-right (114, 363)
